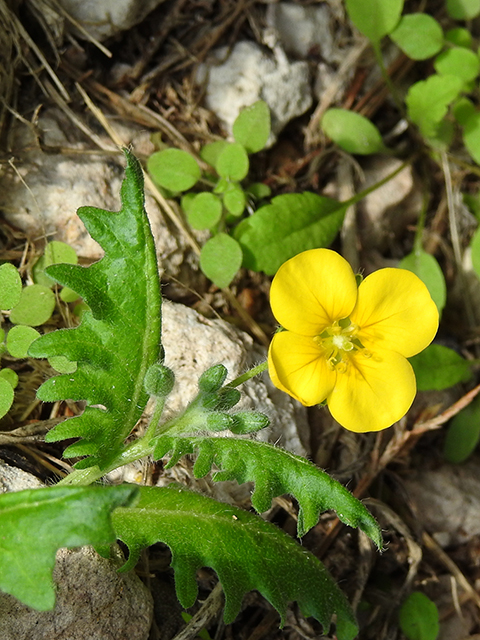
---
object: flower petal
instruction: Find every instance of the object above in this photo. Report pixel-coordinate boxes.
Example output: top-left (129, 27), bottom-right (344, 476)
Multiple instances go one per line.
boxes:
top-left (351, 268), bottom-right (438, 357)
top-left (327, 349), bottom-right (416, 432)
top-left (270, 249), bottom-right (358, 336)
top-left (268, 330), bottom-right (336, 406)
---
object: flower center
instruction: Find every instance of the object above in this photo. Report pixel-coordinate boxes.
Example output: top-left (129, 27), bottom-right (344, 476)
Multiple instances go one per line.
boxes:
top-left (313, 317), bottom-right (370, 373)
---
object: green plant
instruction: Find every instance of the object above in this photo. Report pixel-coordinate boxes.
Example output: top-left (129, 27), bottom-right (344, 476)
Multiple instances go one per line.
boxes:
top-left (0, 151), bottom-right (383, 639)
top-left (399, 591), bottom-right (439, 640)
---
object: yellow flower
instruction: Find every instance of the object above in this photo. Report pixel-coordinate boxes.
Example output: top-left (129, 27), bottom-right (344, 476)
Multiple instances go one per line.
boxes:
top-left (268, 249), bottom-right (439, 432)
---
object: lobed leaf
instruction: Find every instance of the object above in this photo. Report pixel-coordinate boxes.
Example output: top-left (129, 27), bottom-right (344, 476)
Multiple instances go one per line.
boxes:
top-left (113, 485), bottom-right (359, 639)
top-left (28, 151), bottom-right (162, 469)
top-left (152, 434), bottom-right (382, 545)
top-left (0, 484), bottom-right (138, 610)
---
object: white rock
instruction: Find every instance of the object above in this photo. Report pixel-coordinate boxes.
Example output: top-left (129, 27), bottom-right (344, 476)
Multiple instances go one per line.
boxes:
top-left (58, 0), bottom-right (166, 41)
top-left (198, 41), bottom-right (312, 144)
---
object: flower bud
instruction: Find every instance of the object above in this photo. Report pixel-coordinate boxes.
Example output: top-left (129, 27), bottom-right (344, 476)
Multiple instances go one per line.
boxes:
top-left (206, 412), bottom-right (234, 432)
top-left (198, 364), bottom-right (228, 393)
top-left (144, 363), bottom-right (175, 397)
top-left (230, 412), bottom-right (270, 434)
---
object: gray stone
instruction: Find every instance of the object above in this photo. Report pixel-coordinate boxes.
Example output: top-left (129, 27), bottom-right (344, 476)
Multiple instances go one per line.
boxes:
top-left (197, 41), bottom-right (312, 145)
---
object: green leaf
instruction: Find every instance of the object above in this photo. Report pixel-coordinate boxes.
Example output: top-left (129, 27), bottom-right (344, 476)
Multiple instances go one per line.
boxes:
top-left (246, 182), bottom-right (271, 200)
top-left (0, 367), bottom-right (18, 389)
top-left (200, 141), bottom-right (229, 168)
top-left (446, 0), bottom-right (480, 20)
top-left (321, 109), bottom-right (386, 155)
top-left (28, 151), bottom-right (162, 469)
top-left (399, 249), bottom-right (446, 313)
top-left (33, 241), bottom-right (78, 287)
top-left (235, 192), bottom-right (345, 275)
top-left (345, 0), bottom-right (403, 42)
top-left (463, 112), bottom-right (480, 165)
top-left (390, 14), bottom-right (443, 60)
top-left (434, 47), bottom-right (480, 83)
top-left (0, 263), bottom-right (22, 310)
top-left (147, 148), bottom-right (201, 192)
top-left (453, 97), bottom-right (476, 126)
top-left (399, 592), bottom-right (439, 640)
top-left (9, 284), bottom-right (55, 326)
top-left (409, 344), bottom-right (472, 391)
top-left (59, 287), bottom-right (80, 303)
top-left (443, 395), bottom-right (480, 463)
top-left (152, 435), bottom-right (382, 544)
top-left (0, 375), bottom-right (14, 419)
top-left (406, 74), bottom-right (463, 140)
top-left (215, 143), bottom-right (249, 181)
top-left (0, 484), bottom-right (138, 610)
top-left (48, 355), bottom-right (78, 374)
top-left (199, 234), bottom-right (243, 288)
top-left (187, 192), bottom-right (223, 230)
top-left (6, 325), bottom-right (40, 358)
top-left (445, 27), bottom-right (472, 48)
top-left (223, 184), bottom-right (246, 217)
top-left (232, 100), bottom-right (271, 154)
top-left (113, 485), bottom-right (359, 638)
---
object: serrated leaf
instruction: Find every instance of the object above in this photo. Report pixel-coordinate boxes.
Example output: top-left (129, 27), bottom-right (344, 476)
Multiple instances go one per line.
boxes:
top-left (345, 0), bottom-right (403, 42)
top-left (399, 249), bottom-right (446, 313)
top-left (215, 143), bottom-right (249, 181)
top-left (321, 109), bottom-right (386, 155)
top-left (113, 485), bottom-right (358, 639)
top-left (235, 192), bottom-right (346, 275)
top-left (390, 14), bottom-right (444, 60)
top-left (0, 375), bottom-right (14, 419)
top-left (446, 0), bottom-right (480, 19)
top-left (199, 234), bottom-right (243, 288)
top-left (443, 395), bottom-right (480, 463)
top-left (399, 592), bottom-right (439, 640)
top-left (9, 284), bottom-right (55, 326)
top-left (6, 325), bottom-right (40, 358)
top-left (232, 100), bottom-right (271, 153)
top-left (0, 263), bottom-right (22, 309)
top-left (409, 344), bottom-right (472, 391)
top-left (152, 435), bottom-right (382, 544)
top-left (406, 74), bottom-right (463, 140)
top-left (28, 151), bottom-right (162, 469)
top-left (0, 484), bottom-right (138, 610)
top-left (147, 148), bottom-right (201, 192)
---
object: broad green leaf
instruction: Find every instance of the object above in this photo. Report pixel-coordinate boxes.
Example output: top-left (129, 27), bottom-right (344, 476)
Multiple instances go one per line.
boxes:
top-left (446, 0), bottom-right (480, 19)
top-left (187, 192), bottom-right (223, 230)
top-left (0, 263), bottom-right (22, 309)
top-left (434, 47), bottom-right (480, 83)
top-left (409, 344), bottom-right (472, 391)
top-left (113, 485), bottom-right (359, 638)
top-left (444, 395), bottom-right (480, 463)
top-left (33, 241), bottom-right (78, 287)
top-left (345, 0), bottom-right (403, 42)
top-left (28, 151), bottom-right (162, 469)
top-left (0, 485), bottom-right (137, 610)
top-left (200, 141), bottom-right (229, 168)
top-left (235, 192), bottom-right (346, 275)
top-left (399, 249), bottom-right (446, 313)
top-left (463, 112), bottom-right (480, 165)
top-left (147, 148), bottom-right (201, 192)
top-left (215, 143), bottom-right (249, 181)
top-left (152, 435), bottom-right (382, 544)
top-left (6, 325), bottom-right (40, 358)
top-left (406, 74), bottom-right (463, 140)
top-left (445, 27), bottom-right (472, 48)
top-left (390, 14), bottom-right (443, 60)
top-left (399, 592), bottom-right (439, 640)
top-left (232, 100), bottom-right (271, 153)
top-left (0, 367), bottom-right (18, 389)
top-left (9, 284), bottom-right (55, 327)
top-left (321, 109), bottom-right (385, 155)
top-left (0, 375), bottom-right (14, 419)
top-left (199, 234), bottom-right (243, 288)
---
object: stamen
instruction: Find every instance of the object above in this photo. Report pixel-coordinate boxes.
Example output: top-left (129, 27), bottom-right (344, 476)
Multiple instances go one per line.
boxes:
top-left (313, 317), bottom-right (370, 373)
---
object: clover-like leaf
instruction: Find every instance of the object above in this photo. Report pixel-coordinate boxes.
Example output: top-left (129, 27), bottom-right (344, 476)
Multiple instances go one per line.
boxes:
top-left (113, 485), bottom-right (359, 639)
top-left (28, 151), bottom-right (162, 469)
top-left (152, 435), bottom-right (382, 544)
top-left (0, 484), bottom-right (138, 610)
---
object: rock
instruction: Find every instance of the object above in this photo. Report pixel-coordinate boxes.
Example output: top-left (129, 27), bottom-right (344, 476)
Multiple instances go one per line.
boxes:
top-left (197, 41), bottom-right (312, 145)
top-left (58, 0), bottom-right (167, 42)
top-left (0, 461), bottom-right (153, 639)
top-left (403, 456), bottom-right (480, 547)
top-left (0, 546), bottom-right (153, 640)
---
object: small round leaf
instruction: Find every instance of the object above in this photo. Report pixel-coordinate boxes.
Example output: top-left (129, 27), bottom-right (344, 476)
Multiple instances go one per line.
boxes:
top-left (0, 376), bottom-right (14, 419)
top-left (9, 285), bottom-right (56, 326)
top-left (147, 149), bottom-right (201, 192)
top-left (232, 100), bottom-right (271, 153)
top-left (434, 47), bottom-right (480, 83)
top-left (48, 356), bottom-right (78, 374)
top-left (444, 396), bottom-right (480, 463)
top-left (445, 27), bottom-right (472, 48)
top-left (0, 263), bottom-right (22, 310)
top-left (200, 141), bottom-right (229, 168)
top-left (399, 592), bottom-right (439, 640)
top-left (223, 185), bottom-right (246, 217)
top-left (0, 368), bottom-right (18, 389)
top-left (187, 193), bottom-right (223, 230)
top-left (399, 249), bottom-right (446, 313)
top-left (33, 241), bottom-right (78, 287)
top-left (463, 112), bottom-right (480, 165)
top-left (321, 109), bottom-right (385, 155)
top-left (199, 234), bottom-right (243, 289)
top-left (345, 0), bottom-right (403, 42)
top-left (390, 14), bottom-right (443, 60)
top-left (7, 325), bottom-right (40, 358)
top-left (59, 287), bottom-right (80, 303)
top-left (215, 143), bottom-right (249, 181)
top-left (446, 0), bottom-right (480, 19)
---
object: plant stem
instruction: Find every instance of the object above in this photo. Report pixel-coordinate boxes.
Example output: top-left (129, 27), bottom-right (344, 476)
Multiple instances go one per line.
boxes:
top-left (226, 361), bottom-right (268, 388)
